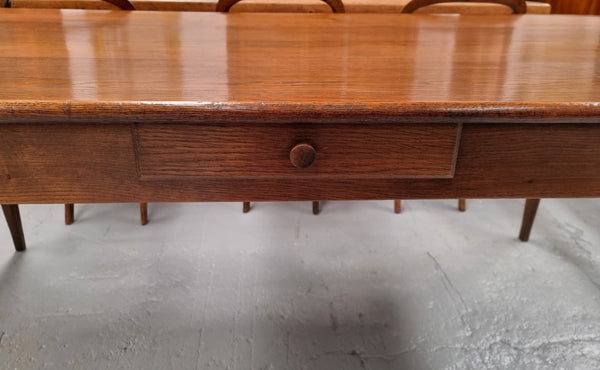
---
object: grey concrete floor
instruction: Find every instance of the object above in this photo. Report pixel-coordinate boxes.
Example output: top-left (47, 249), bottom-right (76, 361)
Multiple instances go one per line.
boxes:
top-left (0, 198), bottom-right (599, 370)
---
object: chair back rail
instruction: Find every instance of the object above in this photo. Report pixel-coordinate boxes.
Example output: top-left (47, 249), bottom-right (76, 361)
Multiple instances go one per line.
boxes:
top-left (401, 0), bottom-right (527, 14)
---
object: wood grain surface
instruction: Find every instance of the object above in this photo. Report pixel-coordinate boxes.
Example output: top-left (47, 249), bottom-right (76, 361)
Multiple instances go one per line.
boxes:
top-left (1, 122), bottom-right (600, 203)
top-left (133, 123), bottom-right (460, 179)
top-left (0, 10), bottom-right (597, 123)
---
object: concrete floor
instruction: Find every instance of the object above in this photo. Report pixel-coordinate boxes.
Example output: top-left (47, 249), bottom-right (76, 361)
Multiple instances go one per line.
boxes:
top-left (0, 198), bottom-right (599, 369)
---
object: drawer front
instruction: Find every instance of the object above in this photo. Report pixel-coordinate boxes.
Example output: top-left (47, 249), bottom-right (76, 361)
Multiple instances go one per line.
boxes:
top-left (134, 122), bottom-right (461, 180)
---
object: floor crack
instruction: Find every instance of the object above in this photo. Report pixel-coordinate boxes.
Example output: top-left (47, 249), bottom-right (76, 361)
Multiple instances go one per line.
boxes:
top-left (349, 349), bottom-right (369, 369)
top-left (426, 252), bottom-right (472, 322)
top-left (427, 252), bottom-right (492, 370)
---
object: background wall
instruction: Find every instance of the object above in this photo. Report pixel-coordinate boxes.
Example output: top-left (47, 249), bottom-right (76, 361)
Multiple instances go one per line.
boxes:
top-left (548, 0), bottom-right (600, 14)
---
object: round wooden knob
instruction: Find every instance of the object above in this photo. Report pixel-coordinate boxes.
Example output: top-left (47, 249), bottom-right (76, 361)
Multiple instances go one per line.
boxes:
top-left (290, 143), bottom-right (316, 169)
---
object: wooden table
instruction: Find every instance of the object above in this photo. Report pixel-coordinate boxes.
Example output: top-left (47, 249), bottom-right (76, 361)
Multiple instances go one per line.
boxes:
top-left (1, 9), bottom-right (599, 251)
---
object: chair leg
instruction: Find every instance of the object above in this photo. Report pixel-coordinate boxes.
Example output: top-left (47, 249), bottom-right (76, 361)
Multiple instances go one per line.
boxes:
top-left (312, 201), bottom-right (320, 215)
top-left (458, 198), bottom-right (466, 212)
top-left (140, 203), bottom-right (148, 225)
top-left (243, 202), bottom-right (251, 213)
top-left (65, 204), bottom-right (74, 225)
top-left (2, 204), bottom-right (26, 252)
top-left (394, 200), bottom-right (402, 214)
top-left (519, 198), bottom-right (540, 242)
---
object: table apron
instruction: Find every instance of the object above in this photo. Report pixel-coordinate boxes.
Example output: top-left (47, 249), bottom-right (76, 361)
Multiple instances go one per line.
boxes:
top-left (1, 121), bottom-right (599, 203)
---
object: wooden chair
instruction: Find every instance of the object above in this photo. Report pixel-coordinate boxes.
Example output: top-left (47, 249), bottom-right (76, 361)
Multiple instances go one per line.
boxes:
top-left (7, 0), bottom-right (550, 13)
top-left (217, 0), bottom-right (345, 12)
top-left (64, 0), bottom-right (148, 226)
top-left (216, 0), bottom-right (345, 215)
top-left (401, 0), bottom-right (527, 14)
top-left (394, 0), bottom-right (527, 215)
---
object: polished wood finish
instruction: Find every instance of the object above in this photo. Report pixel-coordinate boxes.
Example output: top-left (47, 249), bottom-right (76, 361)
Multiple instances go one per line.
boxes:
top-left (401, 0), bottom-right (527, 14)
top-left (10, 0), bottom-right (551, 13)
top-left (1, 12), bottom-right (598, 124)
top-left (65, 203), bottom-right (74, 224)
top-left (1, 11), bottom-right (600, 249)
top-left (519, 198), bottom-right (540, 241)
top-left (2, 205), bottom-right (26, 251)
top-left (217, 0), bottom-right (344, 12)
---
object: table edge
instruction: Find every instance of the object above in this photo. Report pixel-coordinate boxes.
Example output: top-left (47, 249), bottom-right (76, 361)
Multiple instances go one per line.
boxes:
top-left (0, 101), bottom-right (599, 123)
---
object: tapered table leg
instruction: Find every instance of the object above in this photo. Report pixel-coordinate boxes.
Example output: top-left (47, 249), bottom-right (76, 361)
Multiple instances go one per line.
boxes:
top-left (243, 202), bottom-right (251, 213)
top-left (140, 203), bottom-right (148, 225)
top-left (519, 198), bottom-right (540, 242)
top-left (2, 204), bottom-right (26, 252)
top-left (394, 200), bottom-right (402, 214)
top-left (65, 204), bottom-right (74, 225)
top-left (458, 198), bottom-right (466, 212)
top-left (312, 201), bottom-right (320, 215)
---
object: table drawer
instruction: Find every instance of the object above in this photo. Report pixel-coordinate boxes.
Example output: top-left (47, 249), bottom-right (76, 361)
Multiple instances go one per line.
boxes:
top-left (134, 122), bottom-right (461, 180)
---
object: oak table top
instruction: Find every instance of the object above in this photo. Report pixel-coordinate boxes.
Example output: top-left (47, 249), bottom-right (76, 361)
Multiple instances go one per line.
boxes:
top-left (1, 9), bottom-right (599, 123)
